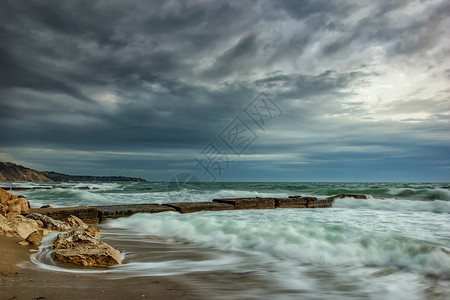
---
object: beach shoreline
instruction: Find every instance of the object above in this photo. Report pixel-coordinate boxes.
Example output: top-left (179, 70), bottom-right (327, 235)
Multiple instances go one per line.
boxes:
top-left (0, 235), bottom-right (201, 300)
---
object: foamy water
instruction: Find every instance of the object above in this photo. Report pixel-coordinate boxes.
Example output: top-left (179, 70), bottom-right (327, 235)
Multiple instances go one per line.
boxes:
top-left (7, 182), bottom-right (449, 299)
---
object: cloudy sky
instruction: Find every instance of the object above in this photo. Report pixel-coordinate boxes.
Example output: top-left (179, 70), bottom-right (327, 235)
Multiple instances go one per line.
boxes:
top-left (0, 0), bottom-right (449, 182)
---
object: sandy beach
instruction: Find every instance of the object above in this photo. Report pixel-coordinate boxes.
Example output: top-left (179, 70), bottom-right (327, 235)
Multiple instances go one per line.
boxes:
top-left (0, 236), bottom-right (200, 300)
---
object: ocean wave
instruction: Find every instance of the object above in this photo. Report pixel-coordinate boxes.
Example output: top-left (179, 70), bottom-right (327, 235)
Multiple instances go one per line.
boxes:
top-left (104, 210), bottom-right (450, 278)
top-left (333, 197), bottom-right (450, 214)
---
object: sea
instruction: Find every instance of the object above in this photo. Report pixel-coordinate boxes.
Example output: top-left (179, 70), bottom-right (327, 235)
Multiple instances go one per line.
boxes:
top-left (5, 182), bottom-right (450, 299)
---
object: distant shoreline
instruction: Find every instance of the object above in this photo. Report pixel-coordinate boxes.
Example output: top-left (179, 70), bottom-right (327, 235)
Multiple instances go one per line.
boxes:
top-left (0, 161), bottom-right (147, 183)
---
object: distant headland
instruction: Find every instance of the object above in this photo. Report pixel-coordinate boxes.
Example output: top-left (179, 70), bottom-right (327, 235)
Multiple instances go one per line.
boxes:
top-left (0, 161), bottom-right (147, 182)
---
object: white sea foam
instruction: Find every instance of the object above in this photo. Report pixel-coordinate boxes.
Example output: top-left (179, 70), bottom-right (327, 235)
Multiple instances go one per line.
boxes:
top-left (22, 182), bottom-right (450, 299)
top-left (103, 209), bottom-right (450, 278)
top-left (333, 197), bottom-right (450, 213)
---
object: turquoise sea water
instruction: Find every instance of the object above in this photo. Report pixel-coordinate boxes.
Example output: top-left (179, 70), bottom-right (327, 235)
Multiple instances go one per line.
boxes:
top-left (6, 182), bottom-right (450, 299)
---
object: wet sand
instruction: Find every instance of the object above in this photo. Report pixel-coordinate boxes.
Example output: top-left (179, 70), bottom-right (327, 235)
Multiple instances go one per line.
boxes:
top-left (0, 235), bottom-right (276, 300)
top-left (0, 236), bottom-right (200, 300)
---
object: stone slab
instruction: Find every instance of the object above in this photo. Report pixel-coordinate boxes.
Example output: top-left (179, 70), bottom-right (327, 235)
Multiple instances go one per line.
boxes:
top-left (29, 207), bottom-right (100, 224)
top-left (96, 204), bottom-right (176, 221)
top-left (213, 197), bottom-right (276, 210)
top-left (165, 202), bottom-right (234, 214)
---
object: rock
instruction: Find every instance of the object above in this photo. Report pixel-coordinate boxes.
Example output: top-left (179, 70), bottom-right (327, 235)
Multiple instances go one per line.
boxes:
top-left (26, 230), bottom-right (43, 245)
top-left (275, 197), bottom-right (309, 208)
top-left (306, 199), bottom-right (334, 208)
top-left (0, 203), bottom-right (6, 216)
top-left (66, 215), bottom-right (89, 230)
top-left (85, 225), bottom-right (101, 238)
top-left (165, 202), bottom-right (234, 213)
top-left (0, 214), bottom-right (40, 239)
top-left (6, 196), bottom-right (30, 217)
top-left (29, 206), bottom-right (100, 224)
top-left (35, 220), bottom-right (44, 228)
top-left (19, 240), bottom-right (30, 246)
top-left (0, 188), bottom-right (12, 206)
top-left (0, 188), bottom-right (30, 216)
top-left (213, 197), bottom-right (276, 210)
top-left (96, 204), bottom-right (176, 221)
top-left (41, 204), bottom-right (52, 208)
top-left (53, 230), bottom-right (121, 267)
top-left (54, 243), bottom-right (122, 267)
top-left (66, 215), bottom-right (101, 238)
top-left (26, 213), bottom-right (72, 231)
top-left (54, 230), bottom-right (99, 250)
top-left (327, 194), bottom-right (367, 201)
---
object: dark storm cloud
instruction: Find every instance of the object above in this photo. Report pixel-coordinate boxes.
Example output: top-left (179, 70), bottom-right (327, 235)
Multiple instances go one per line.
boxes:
top-left (0, 0), bottom-right (448, 180)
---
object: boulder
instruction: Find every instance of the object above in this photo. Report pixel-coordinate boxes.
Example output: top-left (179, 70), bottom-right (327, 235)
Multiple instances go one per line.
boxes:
top-left (0, 214), bottom-right (40, 239)
top-left (53, 230), bottom-right (121, 267)
top-left (213, 197), bottom-right (276, 210)
top-left (66, 215), bottom-right (89, 230)
top-left (6, 196), bottom-right (30, 217)
top-left (26, 213), bottom-right (72, 231)
top-left (54, 244), bottom-right (122, 267)
top-left (165, 202), bottom-right (234, 213)
top-left (26, 230), bottom-right (43, 245)
top-left (0, 188), bottom-right (30, 216)
top-left (54, 229), bottom-right (99, 250)
top-left (66, 215), bottom-right (101, 238)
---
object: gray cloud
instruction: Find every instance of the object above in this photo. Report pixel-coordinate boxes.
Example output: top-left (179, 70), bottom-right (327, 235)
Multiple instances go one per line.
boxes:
top-left (0, 0), bottom-right (448, 181)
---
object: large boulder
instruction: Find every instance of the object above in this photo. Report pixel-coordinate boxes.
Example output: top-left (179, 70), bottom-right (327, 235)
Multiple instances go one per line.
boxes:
top-left (54, 244), bottom-right (122, 267)
top-left (0, 188), bottom-right (30, 216)
top-left (54, 229), bottom-right (99, 250)
top-left (0, 214), bottom-right (40, 239)
top-left (6, 196), bottom-right (30, 217)
top-left (26, 213), bottom-right (72, 231)
top-left (53, 230), bottom-right (121, 267)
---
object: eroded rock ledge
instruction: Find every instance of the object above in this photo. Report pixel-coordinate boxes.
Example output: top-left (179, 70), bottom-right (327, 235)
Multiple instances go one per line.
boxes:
top-left (26, 194), bottom-right (368, 223)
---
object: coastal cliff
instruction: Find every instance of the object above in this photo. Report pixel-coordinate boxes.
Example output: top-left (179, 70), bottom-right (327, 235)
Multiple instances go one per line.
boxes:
top-left (0, 161), bottom-right (52, 182)
top-left (0, 161), bottom-right (147, 182)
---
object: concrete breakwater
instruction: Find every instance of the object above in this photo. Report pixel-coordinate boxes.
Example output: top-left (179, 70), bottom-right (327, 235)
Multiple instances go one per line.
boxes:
top-left (28, 194), bottom-right (367, 224)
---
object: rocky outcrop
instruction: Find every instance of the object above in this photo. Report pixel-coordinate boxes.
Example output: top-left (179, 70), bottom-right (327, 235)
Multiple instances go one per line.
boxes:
top-left (27, 213), bottom-right (72, 231)
top-left (29, 207), bottom-right (100, 224)
top-left (96, 204), bottom-right (176, 221)
top-left (53, 230), bottom-right (122, 267)
top-left (0, 188), bottom-right (30, 217)
top-left (0, 214), bottom-right (40, 239)
top-left (165, 202), bottom-right (235, 214)
top-left (275, 196), bottom-right (308, 208)
top-left (0, 161), bottom-right (52, 182)
top-left (213, 197), bottom-right (276, 210)
top-left (306, 199), bottom-right (334, 208)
